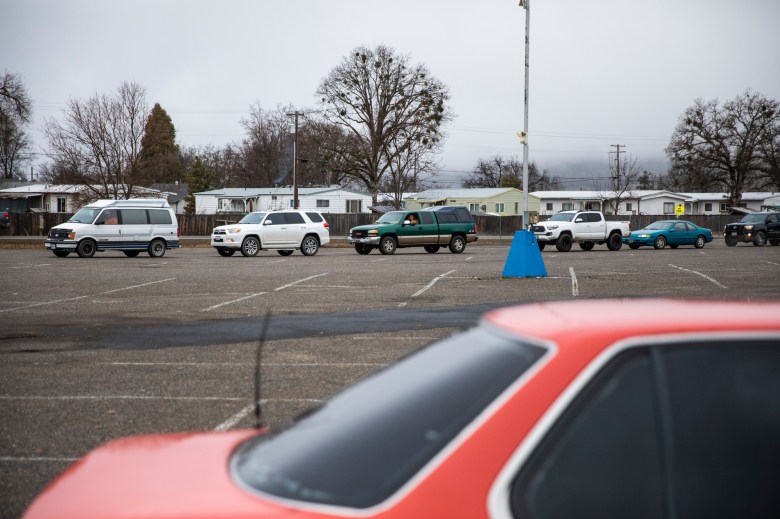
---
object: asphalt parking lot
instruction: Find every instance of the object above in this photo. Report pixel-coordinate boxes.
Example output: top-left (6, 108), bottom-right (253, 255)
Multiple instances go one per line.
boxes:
top-left (1, 238), bottom-right (779, 518)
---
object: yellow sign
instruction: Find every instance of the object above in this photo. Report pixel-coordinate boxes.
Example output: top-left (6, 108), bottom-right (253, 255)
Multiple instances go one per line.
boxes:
top-left (675, 204), bottom-right (685, 216)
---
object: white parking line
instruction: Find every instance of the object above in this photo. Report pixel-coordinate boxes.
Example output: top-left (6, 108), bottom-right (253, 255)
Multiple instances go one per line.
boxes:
top-left (102, 278), bottom-right (176, 294)
top-left (668, 264), bottom-right (728, 289)
top-left (213, 399), bottom-right (325, 431)
top-left (765, 261), bottom-right (779, 266)
top-left (202, 292), bottom-right (267, 312)
top-left (398, 270), bottom-right (456, 307)
top-left (274, 273), bottom-right (327, 291)
top-left (0, 456), bottom-right (79, 463)
top-left (0, 278), bottom-right (177, 313)
top-left (569, 267), bottom-right (579, 297)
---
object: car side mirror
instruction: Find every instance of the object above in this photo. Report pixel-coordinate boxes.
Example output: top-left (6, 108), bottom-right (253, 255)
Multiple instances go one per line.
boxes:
top-left (263, 220), bottom-right (272, 225)
top-left (403, 220), bottom-right (411, 225)
top-left (575, 218), bottom-right (583, 223)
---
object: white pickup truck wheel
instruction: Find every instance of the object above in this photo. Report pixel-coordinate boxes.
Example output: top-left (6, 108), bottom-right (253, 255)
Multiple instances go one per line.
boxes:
top-left (607, 233), bottom-right (623, 251)
top-left (555, 234), bottom-right (573, 252)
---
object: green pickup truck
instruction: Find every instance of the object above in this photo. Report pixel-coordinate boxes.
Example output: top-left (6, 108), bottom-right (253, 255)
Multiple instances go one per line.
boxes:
top-left (348, 206), bottom-right (478, 255)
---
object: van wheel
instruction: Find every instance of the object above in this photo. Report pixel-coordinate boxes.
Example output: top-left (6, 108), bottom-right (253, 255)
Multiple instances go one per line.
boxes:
top-left (277, 250), bottom-right (294, 256)
top-left (216, 248), bottom-right (235, 257)
top-left (241, 237), bottom-right (260, 257)
top-left (300, 236), bottom-right (320, 256)
top-left (124, 251), bottom-right (141, 257)
top-left (555, 234), bottom-right (573, 252)
top-left (448, 235), bottom-right (466, 253)
top-left (53, 250), bottom-right (70, 258)
top-left (607, 233), bottom-right (623, 251)
top-left (148, 239), bottom-right (166, 257)
top-left (424, 245), bottom-right (440, 253)
top-left (379, 236), bottom-right (397, 255)
top-left (76, 239), bottom-right (97, 258)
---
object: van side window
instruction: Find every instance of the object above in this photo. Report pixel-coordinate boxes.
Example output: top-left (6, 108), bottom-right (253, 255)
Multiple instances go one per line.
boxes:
top-left (149, 209), bottom-right (172, 225)
top-left (96, 209), bottom-right (119, 225)
top-left (120, 209), bottom-right (148, 225)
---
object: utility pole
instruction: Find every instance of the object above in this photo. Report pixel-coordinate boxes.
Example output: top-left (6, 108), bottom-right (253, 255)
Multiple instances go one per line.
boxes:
top-left (610, 144), bottom-right (625, 189)
top-left (286, 111), bottom-right (305, 209)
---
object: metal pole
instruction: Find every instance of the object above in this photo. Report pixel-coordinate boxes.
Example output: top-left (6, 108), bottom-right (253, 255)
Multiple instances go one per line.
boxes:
top-left (520, 0), bottom-right (530, 228)
top-left (287, 111), bottom-right (302, 209)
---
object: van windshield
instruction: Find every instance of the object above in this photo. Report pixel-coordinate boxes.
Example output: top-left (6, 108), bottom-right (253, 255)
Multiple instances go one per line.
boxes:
top-left (68, 208), bottom-right (99, 224)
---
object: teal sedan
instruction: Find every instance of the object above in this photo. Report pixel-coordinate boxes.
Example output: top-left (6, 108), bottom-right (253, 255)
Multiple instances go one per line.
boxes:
top-left (624, 220), bottom-right (713, 249)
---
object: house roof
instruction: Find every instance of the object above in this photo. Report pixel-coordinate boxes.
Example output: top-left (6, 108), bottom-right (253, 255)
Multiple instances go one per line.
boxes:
top-left (194, 187), bottom-right (371, 197)
top-left (0, 183), bottom-right (163, 196)
top-left (406, 188), bottom-right (528, 201)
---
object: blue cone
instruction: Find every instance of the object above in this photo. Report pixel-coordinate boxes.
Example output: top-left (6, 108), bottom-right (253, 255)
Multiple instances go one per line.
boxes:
top-left (502, 230), bottom-right (548, 278)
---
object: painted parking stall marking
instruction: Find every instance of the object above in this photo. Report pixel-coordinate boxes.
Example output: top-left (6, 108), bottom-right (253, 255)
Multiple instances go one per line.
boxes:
top-left (398, 270), bottom-right (456, 307)
top-left (668, 264), bottom-right (727, 289)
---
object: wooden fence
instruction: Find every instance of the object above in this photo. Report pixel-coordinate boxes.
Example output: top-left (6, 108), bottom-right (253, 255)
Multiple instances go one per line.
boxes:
top-left (1, 212), bottom-right (745, 238)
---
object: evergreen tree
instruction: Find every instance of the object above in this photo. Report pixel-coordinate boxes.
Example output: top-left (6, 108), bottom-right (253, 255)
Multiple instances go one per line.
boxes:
top-left (138, 103), bottom-right (183, 185)
top-left (185, 157), bottom-right (212, 214)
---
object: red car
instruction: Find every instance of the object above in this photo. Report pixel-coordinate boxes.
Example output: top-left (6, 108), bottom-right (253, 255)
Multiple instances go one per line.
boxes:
top-left (24, 299), bottom-right (780, 519)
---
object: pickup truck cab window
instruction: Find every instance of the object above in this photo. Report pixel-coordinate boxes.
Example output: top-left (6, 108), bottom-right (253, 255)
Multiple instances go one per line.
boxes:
top-left (420, 212), bottom-right (435, 224)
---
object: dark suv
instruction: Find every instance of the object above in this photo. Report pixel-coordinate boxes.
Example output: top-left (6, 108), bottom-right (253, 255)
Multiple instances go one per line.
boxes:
top-left (724, 212), bottom-right (780, 246)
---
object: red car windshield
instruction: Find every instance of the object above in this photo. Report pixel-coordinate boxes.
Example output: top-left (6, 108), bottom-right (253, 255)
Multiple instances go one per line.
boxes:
top-left (232, 325), bottom-right (545, 509)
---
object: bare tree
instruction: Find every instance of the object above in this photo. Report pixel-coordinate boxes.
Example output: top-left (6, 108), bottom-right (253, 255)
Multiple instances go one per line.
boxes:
top-left (666, 90), bottom-right (780, 205)
top-left (0, 71), bottom-right (33, 179)
top-left (317, 45), bottom-right (452, 204)
top-left (463, 155), bottom-right (561, 190)
top-left (597, 153), bottom-right (644, 214)
top-left (0, 71), bottom-right (32, 123)
top-left (43, 82), bottom-right (150, 199)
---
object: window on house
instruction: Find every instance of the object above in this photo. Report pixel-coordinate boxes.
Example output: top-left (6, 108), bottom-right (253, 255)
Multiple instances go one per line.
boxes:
top-left (625, 203), bottom-right (633, 212)
top-left (664, 203), bottom-right (675, 214)
top-left (346, 200), bottom-right (362, 213)
top-left (316, 200), bottom-right (329, 208)
top-left (546, 203), bottom-right (553, 211)
top-left (495, 203), bottom-right (505, 213)
top-left (562, 202), bottom-right (573, 211)
top-left (469, 203), bottom-right (480, 213)
top-left (56, 197), bottom-right (67, 212)
top-left (585, 202), bottom-right (598, 211)
top-left (704, 203), bottom-right (712, 212)
top-left (719, 203), bottom-right (727, 212)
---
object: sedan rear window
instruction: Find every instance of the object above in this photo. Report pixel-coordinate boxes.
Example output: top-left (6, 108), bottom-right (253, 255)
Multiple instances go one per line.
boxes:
top-left (232, 326), bottom-right (545, 509)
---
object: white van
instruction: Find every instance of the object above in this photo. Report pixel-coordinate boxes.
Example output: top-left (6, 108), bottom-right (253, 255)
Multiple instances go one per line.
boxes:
top-left (45, 199), bottom-right (180, 258)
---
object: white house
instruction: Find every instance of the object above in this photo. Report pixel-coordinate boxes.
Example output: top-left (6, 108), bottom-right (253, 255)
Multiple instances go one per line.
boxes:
top-left (532, 190), bottom-right (780, 216)
top-left (404, 188), bottom-right (540, 216)
top-left (0, 183), bottom-right (166, 213)
top-left (193, 187), bottom-right (372, 214)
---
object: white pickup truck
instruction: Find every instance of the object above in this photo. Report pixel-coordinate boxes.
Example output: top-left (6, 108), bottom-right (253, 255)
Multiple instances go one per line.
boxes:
top-left (532, 210), bottom-right (631, 252)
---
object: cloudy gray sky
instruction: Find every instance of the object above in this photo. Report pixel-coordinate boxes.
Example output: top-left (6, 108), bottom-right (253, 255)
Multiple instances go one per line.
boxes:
top-left (3, 0), bottom-right (779, 186)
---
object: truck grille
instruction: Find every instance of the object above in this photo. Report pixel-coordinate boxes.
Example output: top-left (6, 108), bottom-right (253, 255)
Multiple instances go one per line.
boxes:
top-left (47, 229), bottom-right (71, 240)
top-left (532, 225), bottom-right (545, 233)
top-left (351, 230), bottom-right (368, 238)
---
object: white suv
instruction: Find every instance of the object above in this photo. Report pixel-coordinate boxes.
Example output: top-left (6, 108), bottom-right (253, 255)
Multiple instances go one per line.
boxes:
top-left (210, 210), bottom-right (330, 257)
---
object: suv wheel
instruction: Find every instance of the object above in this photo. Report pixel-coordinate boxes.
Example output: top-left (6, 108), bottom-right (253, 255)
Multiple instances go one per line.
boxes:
top-left (725, 236), bottom-right (737, 247)
top-left (241, 237), bottom-right (260, 257)
top-left (300, 236), bottom-right (319, 256)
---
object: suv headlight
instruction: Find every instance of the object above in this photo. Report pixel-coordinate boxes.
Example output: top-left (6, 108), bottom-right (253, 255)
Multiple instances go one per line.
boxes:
top-left (743, 225), bottom-right (753, 231)
top-left (227, 227), bottom-right (241, 233)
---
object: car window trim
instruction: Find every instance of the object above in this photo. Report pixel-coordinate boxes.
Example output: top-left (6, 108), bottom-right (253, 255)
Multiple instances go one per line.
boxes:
top-left (487, 330), bottom-right (780, 519)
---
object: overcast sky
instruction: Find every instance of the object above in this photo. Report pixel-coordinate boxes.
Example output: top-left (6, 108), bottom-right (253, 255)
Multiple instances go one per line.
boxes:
top-left (3, 0), bottom-right (780, 186)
